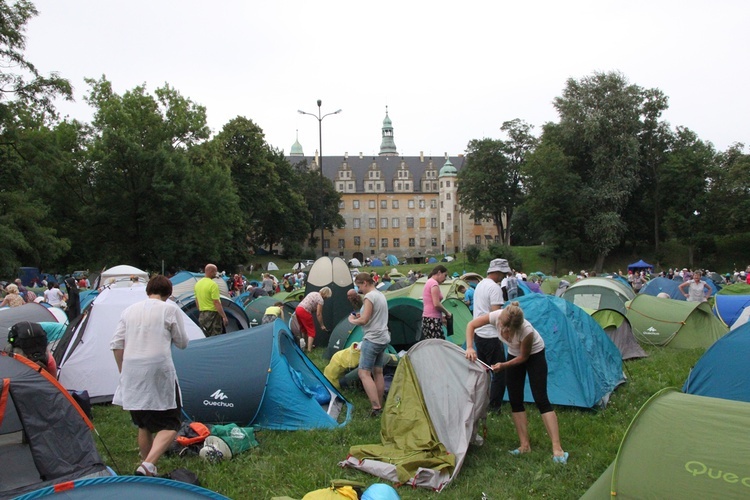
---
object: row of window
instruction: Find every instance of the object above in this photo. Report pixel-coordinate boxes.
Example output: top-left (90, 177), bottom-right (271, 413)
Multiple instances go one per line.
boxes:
top-left (339, 198), bottom-right (448, 210)
top-left (352, 217), bottom-right (445, 229)
top-left (324, 234), bottom-right (497, 249)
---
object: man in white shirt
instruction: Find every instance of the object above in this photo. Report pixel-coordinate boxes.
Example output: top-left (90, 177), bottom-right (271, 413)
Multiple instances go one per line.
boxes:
top-left (466, 258), bottom-right (511, 413)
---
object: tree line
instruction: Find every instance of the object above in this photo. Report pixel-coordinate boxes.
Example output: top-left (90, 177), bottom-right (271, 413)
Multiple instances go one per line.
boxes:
top-left (0, 1), bottom-right (343, 277)
top-left (457, 72), bottom-right (750, 273)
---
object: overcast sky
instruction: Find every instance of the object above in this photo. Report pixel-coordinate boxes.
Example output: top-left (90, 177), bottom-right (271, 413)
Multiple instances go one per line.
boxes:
top-left (24, 0), bottom-right (749, 159)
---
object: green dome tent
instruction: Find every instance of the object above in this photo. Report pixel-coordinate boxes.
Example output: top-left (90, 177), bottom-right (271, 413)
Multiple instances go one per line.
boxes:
top-left (582, 389), bottom-right (750, 499)
top-left (626, 294), bottom-right (728, 349)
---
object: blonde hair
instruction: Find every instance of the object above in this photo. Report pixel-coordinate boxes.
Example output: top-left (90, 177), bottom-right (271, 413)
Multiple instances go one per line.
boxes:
top-left (5, 284), bottom-right (19, 294)
top-left (502, 301), bottom-right (525, 339)
top-left (319, 286), bottom-right (332, 299)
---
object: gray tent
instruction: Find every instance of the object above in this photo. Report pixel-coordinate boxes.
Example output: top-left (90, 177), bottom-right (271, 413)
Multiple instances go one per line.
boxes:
top-left (1, 354), bottom-right (109, 499)
top-left (305, 257), bottom-right (355, 348)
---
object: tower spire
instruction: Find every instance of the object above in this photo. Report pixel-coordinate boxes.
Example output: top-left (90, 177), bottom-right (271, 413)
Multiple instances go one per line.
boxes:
top-left (379, 106), bottom-right (398, 156)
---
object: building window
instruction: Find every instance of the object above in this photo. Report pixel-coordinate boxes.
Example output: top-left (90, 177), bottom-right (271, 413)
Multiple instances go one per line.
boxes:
top-left (420, 217), bottom-right (426, 228)
top-left (392, 200), bottom-right (399, 209)
top-left (420, 237), bottom-right (426, 247)
top-left (392, 217), bottom-right (399, 228)
top-left (485, 235), bottom-right (493, 241)
top-left (441, 201), bottom-right (444, 208)
top-left (419, 199), bottom-right (425, 209)
top-left (409, 238), bottom-right (415, 247)
top-left (353, 200), bottom-right (360, 209)
top-left (431, 218), bottom-right (437, 228)
top-left (446, 181), bottom-right (451, 187)
top-left (431, 200), bottom-right (437, 208)
top-left (381, 238), bottom-right (388, 248)
top-left (431, 238), bottom-right (437, 247)
top-left (406, 217), bottom-right (414, 228)
top-left (446, 234), bottom-right (452, 242)
top-left (369, 218), bottom-right (376, 229)
top-left (380, 218), bottom-right (388, 228)
top-left (408, 200), bottom-right (415, 209)
top-left (397, 182), bottom-right (402, 190)
top-left (353, 218), bottom-right (361, 229)
top-left (441, 222), bottom-right (444, 229)
top-left (324, 239), bottom-right (330, 249)
top-left (369, 238), bottom-right (376, 247)
top-left (348, 182), bottom-right (354, 190)
top-left (369, 200), bottom-right (376, 209)
top-left (447, 213), bottom-right (452, 221)
top-left (393, 238), bottom-right (400, 247)
top-left (446, 193), bottom-right (451, 200)
top-left (338, 201), bottom-right (345, 209)
top-left (338, 239), bottom-right (345, 248)
top-left (354, 236), bottom-right (361, 246)
top-left (475, 235), bottom-right (481, 244)
top-left (380, 200), bottom-right (387, 209)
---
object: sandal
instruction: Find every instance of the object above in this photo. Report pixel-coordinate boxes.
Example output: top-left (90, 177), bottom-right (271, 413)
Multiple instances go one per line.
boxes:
top-left (134, 462), bottom-right (157, 476)
top-left (552, 451), bottom-right (569, 464)
top-left (509, 448), bottom-right (530, 456)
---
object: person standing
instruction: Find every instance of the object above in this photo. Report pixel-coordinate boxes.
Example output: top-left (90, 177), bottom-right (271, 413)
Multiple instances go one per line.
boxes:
top-left (43, 282), bottom-right (67, 307)
top-left (465, 301), bottom-right (568, 464)
top-left (64, 277), bottom-right (81, 322)
top-left (194, 264), bottom-right (228, 336)
top-left (295, 287), bottom-right (332, 352)
top-left (420, 265), bottom-right (452, 340)
top-left (465, 258), bottom-right (509, 413)
top-left (349, 273), bottom-right (390, 417)
top-left (110, 275), bottom-right (189, 477)
top-left (678, 270), bottom-right (711, 302)
top-left (261, 273), bottom-right (276, 296)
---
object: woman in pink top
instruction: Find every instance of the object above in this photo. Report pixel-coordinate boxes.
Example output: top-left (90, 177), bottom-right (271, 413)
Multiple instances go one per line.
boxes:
top-left (420, 265), bottom-right (452, 340)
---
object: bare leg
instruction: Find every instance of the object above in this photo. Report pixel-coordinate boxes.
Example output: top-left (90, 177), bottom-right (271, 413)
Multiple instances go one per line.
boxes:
top-left (144, 429), bottom-right (179, 466)
top-left (511, 411), bottom-right (531, 452)
top-left (358, 369), bottom-right (381, 410)
top-left (373, 367), bottom-right (385, 407)
top-left (306, 335), bottom-right (313, 352)
top-left (137, 428), bottom-right (154, 460)
top-left (541, 411), bottom-right (564, 456)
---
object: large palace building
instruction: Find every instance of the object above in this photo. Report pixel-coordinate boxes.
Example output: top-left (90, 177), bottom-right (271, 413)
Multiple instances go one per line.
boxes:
top-left (287, 109), bottom-right (500, 262)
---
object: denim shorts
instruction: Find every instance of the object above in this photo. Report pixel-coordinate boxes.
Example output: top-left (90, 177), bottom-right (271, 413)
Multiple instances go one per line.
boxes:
top-left (358, 339), bottom-right (388, 371)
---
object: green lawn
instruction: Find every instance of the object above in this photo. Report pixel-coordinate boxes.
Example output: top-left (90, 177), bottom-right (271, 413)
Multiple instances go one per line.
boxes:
top-left (91, 345), bottom-right (703, 500)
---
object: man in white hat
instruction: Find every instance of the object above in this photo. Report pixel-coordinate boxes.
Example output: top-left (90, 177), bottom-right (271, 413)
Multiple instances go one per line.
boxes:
top-left (465, 258), bottom-right (511, 413)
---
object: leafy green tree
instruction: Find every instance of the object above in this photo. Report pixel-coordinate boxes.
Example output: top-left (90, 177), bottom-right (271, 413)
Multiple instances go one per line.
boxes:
top-left (706, 143), bottom-right (750, 236)
top-left (0, 0), bottom-right (73, 275)
top-left (82, 77), bottom-right (241, 270)
top-left (660, 127), bottom-right (715, 267)
top-left (292, 164), bottom-right (344, 251)
top-left (457, 139), bottom-right (513, 244)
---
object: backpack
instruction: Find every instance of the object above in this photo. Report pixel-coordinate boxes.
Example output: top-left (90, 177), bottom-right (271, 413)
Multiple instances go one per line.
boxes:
top-left (8, 321), bottom-right (48, 367)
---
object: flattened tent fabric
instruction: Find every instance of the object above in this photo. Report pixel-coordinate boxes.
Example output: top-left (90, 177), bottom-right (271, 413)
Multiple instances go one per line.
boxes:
top-left (341, 339), bottom-right (489, 491)
top-left (626, 259), bottom-right (652, 271)
top-left (513, 294), bottom-right (625, 408)
top-left (13, 476), bottom-right (229, 499)
top-left (174, 320), bottom-right (352, 430)
top-left (561, 277), bottom-right (636, 316)
top-left (683, 322), bottom-right (750, 402)
top-left (626, 294), bottom-right (728, 349)
top-left (582, 389), bottom-right (750, 499)
top-left (1, 354), bottom-right (109, 499)
top-left (639, 276), bottom-right (686, 300)
top-left (55, 286), bottom-right (205, 403)
top-left (305, 257), bottom-right (355, 348)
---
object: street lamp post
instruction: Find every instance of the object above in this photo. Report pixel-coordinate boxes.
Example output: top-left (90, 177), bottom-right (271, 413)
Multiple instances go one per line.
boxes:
top-left (298, 100), bottom-right (341, 257)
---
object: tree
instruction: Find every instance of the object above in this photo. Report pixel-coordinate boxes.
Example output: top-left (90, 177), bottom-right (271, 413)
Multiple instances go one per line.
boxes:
top-left (549, 71), bottom-right (649, 271)
top-left (457, 139), bottom-right (513, 244)
top-left (0, 0), bottom-right (73, 275)
top-left (291, 161), bottom-right (344, 251)
top-left (706, 143), bottom-right (750, 236)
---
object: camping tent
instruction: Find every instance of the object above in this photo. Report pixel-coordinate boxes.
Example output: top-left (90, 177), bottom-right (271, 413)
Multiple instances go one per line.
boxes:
top-left (561, 277), bottom-right (635, 316)
top-left (713, 294), bottom-right (750, 327)
top-left (178, 296), bottom-right (250, 333)
top-left (305, 257), bottom-right (355, 348)
top-left (385, 254), bottom-right (399, 266)
top-left (626, 259), bottom-right (653, 272)
top-left (170, 271), bottom-right (231, 300)
top-left (267, 262), bottom-right (279, 271)
top-left (442, 297), bottom-right (473, 347)
top-left (173, 320), bottom-right (352, 430)
top-left (626, 294), bottom-right (728, 349)
top-left (341, 339), bottom-right (489, 491)
top-left (12, 476), bottom-right (230, 499)
top-left (0, 302), bottom-right (62, 334)
top-left (348, 257), bottom-right (362, 268)
top-left (1, 354), bottom-right (110, 499)
top-left (370, 258), bottom-right (383, 267)
top-left (683, 322), bottom-right (750, 403)
top-left (561, 277), bottom-right (645, 360)
top-left (513, 294), bottom-right (625, 408)
top-left (55, 285), bottom-right (205, 403)
top-left (582, 389), bottom-right (750, 499)
top-left (639, 276), bottom-right (686, 300)
top-left (95, 264), bottom-right (148, 289)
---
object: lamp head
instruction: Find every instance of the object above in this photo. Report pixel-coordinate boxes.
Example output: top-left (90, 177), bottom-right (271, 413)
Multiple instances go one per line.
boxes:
top-left (317, 99), bottom-right (322, 107)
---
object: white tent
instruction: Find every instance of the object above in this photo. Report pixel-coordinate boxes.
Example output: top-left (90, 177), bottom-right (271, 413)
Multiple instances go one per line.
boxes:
top-left (98, 265), bottom-right (149, 288)
top-left (348, 258), bottom-right (362, 267)
top-left (55, 285), bottom-right (205, 403)
top-left (267, 262), bottom-right (279, 271)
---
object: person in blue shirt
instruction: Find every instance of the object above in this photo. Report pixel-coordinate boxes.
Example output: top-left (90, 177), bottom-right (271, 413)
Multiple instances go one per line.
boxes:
top-left (463, 282), bottom-right (476, 312)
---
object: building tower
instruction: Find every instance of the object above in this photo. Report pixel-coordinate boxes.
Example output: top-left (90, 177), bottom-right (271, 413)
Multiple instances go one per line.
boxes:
top-left (290, 130), bottom-right (304, 156)
top-left (378, 106), bottom-right (398, 156)
top-left (439, 155), bottom-right (458, 255)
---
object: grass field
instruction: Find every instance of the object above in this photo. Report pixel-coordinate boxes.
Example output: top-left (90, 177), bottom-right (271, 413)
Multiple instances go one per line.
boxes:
top-left (91, 345), bottom-right (703, 500)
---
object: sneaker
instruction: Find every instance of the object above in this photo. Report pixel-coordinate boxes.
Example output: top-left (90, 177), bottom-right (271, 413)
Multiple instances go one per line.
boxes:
top-left (552, 451), bottom-right (569, 464)
top-left (134, 462), bottom-right (157, 476)
top-left (369, 408), bottom-right (383, 418)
